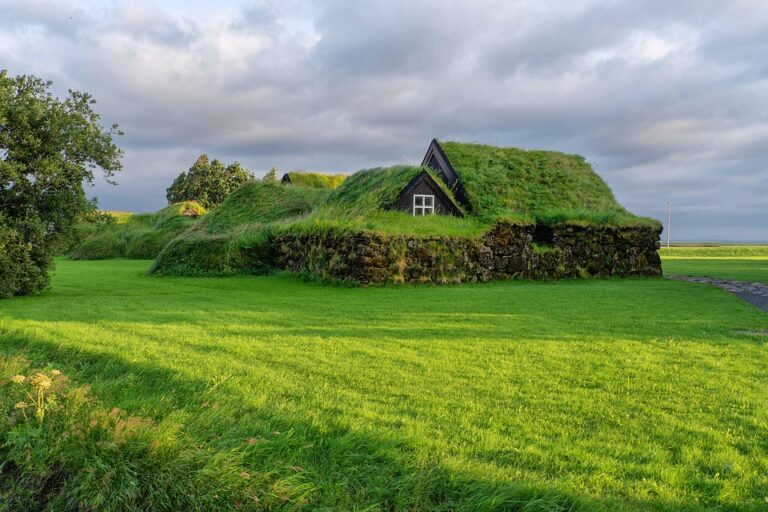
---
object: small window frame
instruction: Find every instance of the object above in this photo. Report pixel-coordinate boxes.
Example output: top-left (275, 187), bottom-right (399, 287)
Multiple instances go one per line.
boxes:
top-left (413, 194), bottom-right (435, 216)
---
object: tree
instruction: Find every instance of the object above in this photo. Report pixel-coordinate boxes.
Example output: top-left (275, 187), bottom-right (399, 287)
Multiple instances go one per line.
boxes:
top-left (263, 167), bottom-right (278, 182)
top-left (0, 70), bottom-right (123, 297)
top-left (166, 155), bottom-right (252, 209)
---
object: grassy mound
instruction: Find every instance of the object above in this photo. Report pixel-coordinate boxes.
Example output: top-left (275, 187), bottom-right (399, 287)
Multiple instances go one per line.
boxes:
top-left (439, 141), bottom-right (656, 226)
top-left (284, 171), bottom-right (347, 189)
top-left (152, 182), bottom-right (328, 276)
top-left (70, 202), bottom-right (206, 260)
top-left (198, 181), bottom-right (329, 233)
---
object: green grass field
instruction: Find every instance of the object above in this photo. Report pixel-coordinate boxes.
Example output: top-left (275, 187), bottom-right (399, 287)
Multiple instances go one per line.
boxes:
top-left (661, 246), bottom-right (768, 284)
top-left (1, 255), bottom-right (767, 510)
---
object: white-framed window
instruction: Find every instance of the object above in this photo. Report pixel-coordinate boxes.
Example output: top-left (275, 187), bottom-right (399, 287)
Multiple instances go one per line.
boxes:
top-left (413, 194), bottom-right (435, 216)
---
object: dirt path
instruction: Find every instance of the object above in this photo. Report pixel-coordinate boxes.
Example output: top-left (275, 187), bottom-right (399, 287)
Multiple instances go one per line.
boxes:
top-left (668, 275), bottom-right (768, 312)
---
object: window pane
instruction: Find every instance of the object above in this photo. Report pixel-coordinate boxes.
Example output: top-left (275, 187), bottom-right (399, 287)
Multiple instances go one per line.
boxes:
top-left (414, 207), bottom-right (424, 215)
top-left (415, 196), bottom-right (423, 206)
top-left (424, 195), bottom-right (434, 207)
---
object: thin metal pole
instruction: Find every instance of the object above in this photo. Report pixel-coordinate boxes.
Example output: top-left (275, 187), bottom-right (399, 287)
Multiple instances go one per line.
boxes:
top-left (666, 202), bottom-right (672, 248)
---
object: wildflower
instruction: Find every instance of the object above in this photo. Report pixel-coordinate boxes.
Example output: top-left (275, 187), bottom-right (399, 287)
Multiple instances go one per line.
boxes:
top-left (239, 471), bottom-right (250, 478)
top-left (10, 375), bottom-right (25, 384)
top-left (30, 373), bottom-right (52, 389)
top-left (14, 402), bottom-right (29, 409)
top-left (50, 370), bottom-right (61, 377)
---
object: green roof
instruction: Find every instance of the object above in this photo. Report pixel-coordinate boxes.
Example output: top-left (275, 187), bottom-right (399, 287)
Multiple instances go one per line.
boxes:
top-left (284, 171), bottom-right (347, 189)
top-left (326, 165), bottom-right (462, 214)
top-left (199, 180), bottom-right (330, 233)
top-left (438, 141), bottom-right (640, 224)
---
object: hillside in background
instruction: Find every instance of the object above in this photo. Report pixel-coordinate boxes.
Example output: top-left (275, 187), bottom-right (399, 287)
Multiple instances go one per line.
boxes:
top-left (70, 201), bottom-right (207, 260)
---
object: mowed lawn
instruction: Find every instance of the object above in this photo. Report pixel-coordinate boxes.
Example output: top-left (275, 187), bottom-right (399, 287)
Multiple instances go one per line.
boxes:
top-left (661, 246), bottom-right (768, 284)
top-left (1, 258), bottom-right (767, 511)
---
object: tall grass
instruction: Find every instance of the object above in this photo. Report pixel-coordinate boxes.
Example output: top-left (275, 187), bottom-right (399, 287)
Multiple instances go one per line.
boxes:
top-left (70, 202), bottom-right (207, 260)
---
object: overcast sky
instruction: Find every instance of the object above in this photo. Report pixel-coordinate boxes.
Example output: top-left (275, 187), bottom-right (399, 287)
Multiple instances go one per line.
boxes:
top-left (1, 0), bottom-right (766, 241)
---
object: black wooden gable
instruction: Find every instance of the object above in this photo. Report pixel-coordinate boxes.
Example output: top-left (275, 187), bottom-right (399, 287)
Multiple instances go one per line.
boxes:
top-left (393, 171), bottom-right (463, 217)
top-left (421, 139), bottom-right (470, 211)
top-left (421, 139), bottom-right (459, 187)
top-left (281, 173), bottom-right (292, 184)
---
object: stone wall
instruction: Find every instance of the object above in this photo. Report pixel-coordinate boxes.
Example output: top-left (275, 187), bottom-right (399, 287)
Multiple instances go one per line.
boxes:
top-left (274, 221), bottom-right (662, 285)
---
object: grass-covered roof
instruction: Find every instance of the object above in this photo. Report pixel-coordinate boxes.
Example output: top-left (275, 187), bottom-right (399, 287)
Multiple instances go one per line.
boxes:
top-left (326, 165), bottom-right (461, 214)
top-left (284, 171), bottom-right (347, 189)
top-left (199, 180), bottom-right (330, 233)
top-left (438, 141), bottom-right (654, 226)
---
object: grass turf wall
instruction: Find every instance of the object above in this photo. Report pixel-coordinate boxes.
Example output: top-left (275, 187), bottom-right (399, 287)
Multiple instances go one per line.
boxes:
top-left (274, 222), bottom-right (662, 284)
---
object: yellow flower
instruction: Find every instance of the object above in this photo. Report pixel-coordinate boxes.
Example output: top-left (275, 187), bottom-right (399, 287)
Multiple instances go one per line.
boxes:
top-left (14, 402), bottom-right (29, 409)
top-left (10, 375), bottom-right (25, 384)
top-left (50, 370), bottom-right (61, 377)
top-left (30, 373), bottom-right (52, 389)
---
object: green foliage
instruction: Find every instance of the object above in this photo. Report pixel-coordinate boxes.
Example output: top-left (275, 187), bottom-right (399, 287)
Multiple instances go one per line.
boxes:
top-left (284, 171), bottom-right (347, 189)
top-left (263, 166), bottom-right (278, 182)
top-left (0, 215), bottom-right (48, 297)
top-left (70, 201), bottom-right (206, 260)
top-left (0, 70), bottom-right (123, 296)
top-left (0, 355), bottom-right (311, 511)
top-left (166, 154), bottom-right (252, 209)
top-left (439, 141), bottom-right (649, 225)
top-left (1, 258), bottom-right (767, 509)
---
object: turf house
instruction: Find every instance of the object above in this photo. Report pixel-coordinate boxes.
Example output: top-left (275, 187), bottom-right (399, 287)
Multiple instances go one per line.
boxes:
top-left (149, 139), bottom-right (662, 283)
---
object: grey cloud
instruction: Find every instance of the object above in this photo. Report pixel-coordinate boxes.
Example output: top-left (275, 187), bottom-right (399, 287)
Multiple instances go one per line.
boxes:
top-left (0, 0), bottom-right (766, 240)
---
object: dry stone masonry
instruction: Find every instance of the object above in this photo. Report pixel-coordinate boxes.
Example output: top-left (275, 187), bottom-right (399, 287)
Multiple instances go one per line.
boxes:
top-left (274, 221), bottom-right (662, 284)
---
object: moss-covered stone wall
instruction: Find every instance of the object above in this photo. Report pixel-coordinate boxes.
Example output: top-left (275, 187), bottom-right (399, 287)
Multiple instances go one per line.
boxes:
top-left (274, 221), bottom-right (661, 284)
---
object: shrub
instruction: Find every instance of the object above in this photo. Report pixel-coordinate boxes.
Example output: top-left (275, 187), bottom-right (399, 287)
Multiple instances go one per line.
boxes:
top-left (0, 216), bottom-right (49, 298)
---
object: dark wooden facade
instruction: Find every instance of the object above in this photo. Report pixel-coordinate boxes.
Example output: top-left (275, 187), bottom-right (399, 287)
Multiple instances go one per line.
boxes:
top-left (421, 139), bottom-right (471, 210)
top-left (393, 171), bottom-right (463, 217)
top-left (281, 173), bottom-right (292, 184)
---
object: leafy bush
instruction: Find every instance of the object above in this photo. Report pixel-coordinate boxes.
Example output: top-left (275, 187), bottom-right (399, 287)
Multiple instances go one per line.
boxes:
top-left (166, 155), bottom-right (252, 209)
top-left (0, 217), bottom-right (49, 298)
top-left (0, 355), bottom-right (312, 511)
